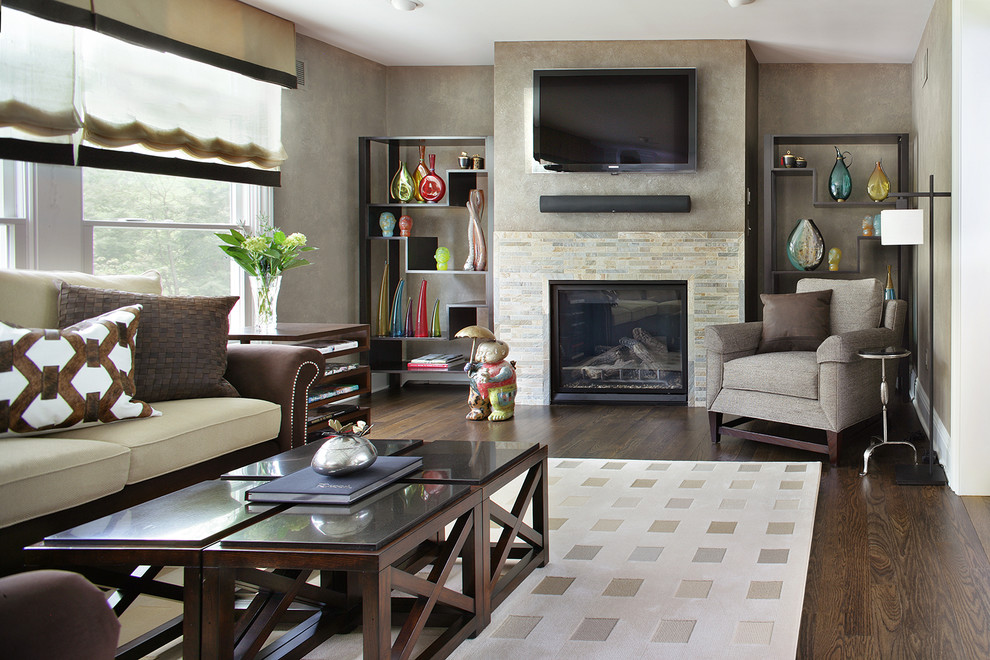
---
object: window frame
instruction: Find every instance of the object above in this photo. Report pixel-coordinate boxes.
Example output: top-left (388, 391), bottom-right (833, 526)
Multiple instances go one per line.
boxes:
top-left (2, 160), bottom-right (271, 326)
top-left (0, 161), bottom-right (30, 269)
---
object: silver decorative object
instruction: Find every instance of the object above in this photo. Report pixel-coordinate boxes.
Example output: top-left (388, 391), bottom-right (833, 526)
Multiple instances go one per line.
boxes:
top-left (311, 433), bottom-right (378, 476)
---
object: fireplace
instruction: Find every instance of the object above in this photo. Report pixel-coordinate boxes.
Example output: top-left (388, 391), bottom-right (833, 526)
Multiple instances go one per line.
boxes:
top-left (550, 281), bottom-right (688, 404)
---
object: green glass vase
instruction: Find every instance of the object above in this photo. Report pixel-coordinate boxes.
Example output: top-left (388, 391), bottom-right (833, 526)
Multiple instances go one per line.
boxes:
top-left (390, 162), bottom-right (415, 202)
top-left (829, 147), bottom-right (852, 202)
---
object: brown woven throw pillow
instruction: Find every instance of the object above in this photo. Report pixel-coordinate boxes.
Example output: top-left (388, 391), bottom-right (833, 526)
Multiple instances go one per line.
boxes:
top-left (57, 283), bottom-right (238, 402)
top-left (757, 289), bottom-right (833, 353)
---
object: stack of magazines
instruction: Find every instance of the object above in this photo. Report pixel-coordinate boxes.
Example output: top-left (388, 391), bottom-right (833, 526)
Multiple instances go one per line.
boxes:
top-left (407, 353), bottom-right (466, 371)
top-left (297, 339), bottom-right (359, 354)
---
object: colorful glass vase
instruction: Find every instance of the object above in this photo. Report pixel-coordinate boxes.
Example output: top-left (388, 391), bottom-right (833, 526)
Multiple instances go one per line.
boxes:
top-left (786, 218), bottom-right (825, 271)
top-left (415, 280), bottom-right (428, 337)
top-left (378, 211), bottom-right (396, 237)
top-left (413, 145), bottom-right (429, 203)
top-left (829, 147), bottom-right (852, 202)
top-left (390, 162), bottom-right (415, 202)
top-left (867, 160), bottom-right (890, 202)
top-left (828, 247), bottom-right (842, 272)
top-left (885, 265), bottom-right (896, 300)
top-left (404, 297), bottom-right (414, 337)
top-left (464, 189), bottom-right (487, 271)
top-left (398, 215), bottom-right (412, 237)
top-left (431, 299), bottom-right (441, 337)
top-left (434, 246), bottom-right (450, 271)
top-left (419, 154), bottom-right (446, 203)
top-left (861, 215), bottom-right (874, 236)
top-left (389, 278), bottom-right (405, 337)
top-left (376, 262), bottom-right (390, 336)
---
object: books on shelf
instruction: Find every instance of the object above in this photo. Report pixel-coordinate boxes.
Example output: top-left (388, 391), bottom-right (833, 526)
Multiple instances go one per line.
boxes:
top-left (407, 361), bottom-right (466, 371)
top-left (245, 455), bottom-right (423, 504)
top-left (308, 383), bottom-right (360, 403)
top-left (298, 339), bottom-right (359, 355)
top-left (307, 403), bottom-right (360, 425)
top-left (408, 353), bottom-right (466, 364)
top-left (324, 362), bottom-right (361, 376)
top-left (407, 353), bottom-right (466, 370)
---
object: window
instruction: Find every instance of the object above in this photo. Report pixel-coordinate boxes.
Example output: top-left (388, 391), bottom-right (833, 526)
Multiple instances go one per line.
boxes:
top-left (4, 160), bottom-right (271, 325)
top-left (0, 161), bottom-right (28, 269)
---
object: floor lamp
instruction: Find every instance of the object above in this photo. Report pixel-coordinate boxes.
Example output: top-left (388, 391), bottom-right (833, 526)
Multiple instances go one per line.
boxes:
top-left (881, 174), bottom-right (950, 486)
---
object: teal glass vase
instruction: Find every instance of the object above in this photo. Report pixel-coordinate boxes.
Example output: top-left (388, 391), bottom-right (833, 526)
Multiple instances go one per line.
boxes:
top-left (829, 147), bottom-right (852, 202)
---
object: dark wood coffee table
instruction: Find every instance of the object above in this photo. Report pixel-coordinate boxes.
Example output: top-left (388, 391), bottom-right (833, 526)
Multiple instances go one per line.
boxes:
top-left (24, 439), bottom-right (548, 660)
top-left (23, 478), bottom-right (282, 659)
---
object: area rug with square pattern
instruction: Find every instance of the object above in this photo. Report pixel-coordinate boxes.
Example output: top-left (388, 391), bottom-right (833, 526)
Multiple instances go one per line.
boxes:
top-left (450, 458), bottom-right (820, 660)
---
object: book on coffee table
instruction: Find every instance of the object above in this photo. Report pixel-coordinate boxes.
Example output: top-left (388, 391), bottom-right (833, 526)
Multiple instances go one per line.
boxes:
top-left (245, 455), bottom-right (422, 505)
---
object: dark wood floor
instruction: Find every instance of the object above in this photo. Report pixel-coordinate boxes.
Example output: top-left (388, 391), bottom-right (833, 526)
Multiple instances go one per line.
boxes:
top-left (367, 384), bottom-right (990, 659)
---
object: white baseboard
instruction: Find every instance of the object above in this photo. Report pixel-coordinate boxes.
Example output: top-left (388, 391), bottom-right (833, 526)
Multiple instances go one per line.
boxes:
top-left (911, 369), bottom-right (955, 488)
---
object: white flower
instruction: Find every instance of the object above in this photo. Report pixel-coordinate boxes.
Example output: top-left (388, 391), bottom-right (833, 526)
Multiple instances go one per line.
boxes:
top-left (285, 233), bottom-right (307, 248)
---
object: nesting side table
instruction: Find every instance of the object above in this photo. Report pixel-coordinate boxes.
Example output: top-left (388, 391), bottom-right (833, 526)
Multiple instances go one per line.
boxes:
top-left (858, 346), bottom-right (918, 476)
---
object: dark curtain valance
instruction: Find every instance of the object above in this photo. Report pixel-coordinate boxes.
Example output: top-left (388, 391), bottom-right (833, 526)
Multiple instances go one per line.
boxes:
top-left (4, 0), bottom-right (297, 88)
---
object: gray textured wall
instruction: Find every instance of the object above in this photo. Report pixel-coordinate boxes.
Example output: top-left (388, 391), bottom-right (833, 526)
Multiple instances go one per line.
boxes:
top-left (386, 67), bottom-right (494, 136)
top-left (493, 40), bottom-right (750, 233)
top-left (756, 63), bottom-right (912, 300)
top-left (274, 35), bottom-right (386, 324)
top-left (912, 0), bottom-right (952, 432)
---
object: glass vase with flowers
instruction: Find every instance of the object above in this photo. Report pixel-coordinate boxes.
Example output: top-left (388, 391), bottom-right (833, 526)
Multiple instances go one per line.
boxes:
top-left (216, 218), bottom-right (317, 329)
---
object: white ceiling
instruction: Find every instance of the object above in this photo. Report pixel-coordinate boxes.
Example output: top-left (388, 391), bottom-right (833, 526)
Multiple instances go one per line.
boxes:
top-left (242, 0), bottom-right (937, 66)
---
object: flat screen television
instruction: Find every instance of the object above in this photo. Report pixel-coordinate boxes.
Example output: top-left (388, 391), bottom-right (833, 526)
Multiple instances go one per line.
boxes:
top-left (533, 68), bottom-right (697, 173)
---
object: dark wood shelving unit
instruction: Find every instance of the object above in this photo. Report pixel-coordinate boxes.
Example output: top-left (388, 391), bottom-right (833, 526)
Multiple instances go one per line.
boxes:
top-left (229, 323), bottom-right (372, 437)
top-left (763, 133), bottom-right (909, 295)
top-left (358, 136), bottom-right (494, 386)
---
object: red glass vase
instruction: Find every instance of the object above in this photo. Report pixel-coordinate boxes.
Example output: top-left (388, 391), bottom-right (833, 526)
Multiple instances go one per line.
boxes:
top-left (419, 154), bottom-right (446, 203)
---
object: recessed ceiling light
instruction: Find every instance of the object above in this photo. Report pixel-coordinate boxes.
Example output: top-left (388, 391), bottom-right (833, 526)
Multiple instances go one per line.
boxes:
top-left (726, 0), bottom-right (755, 6)
top-left (390, 0), bottom-right (423, 10)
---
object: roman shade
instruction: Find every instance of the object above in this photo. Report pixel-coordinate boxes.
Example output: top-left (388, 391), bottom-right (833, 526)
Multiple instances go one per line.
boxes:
top-left (5, 0), bottom-right (297, 88)
top-left (0, 5), bottom-right (288, 184)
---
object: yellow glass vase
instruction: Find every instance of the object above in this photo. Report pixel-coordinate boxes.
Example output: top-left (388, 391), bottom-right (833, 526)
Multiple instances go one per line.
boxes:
top-left (867, 160), bottom-right (890, 202)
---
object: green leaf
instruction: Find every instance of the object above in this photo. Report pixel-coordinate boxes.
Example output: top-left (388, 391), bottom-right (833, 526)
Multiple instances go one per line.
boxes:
top-left (215, 233), bottom-right (242, 246)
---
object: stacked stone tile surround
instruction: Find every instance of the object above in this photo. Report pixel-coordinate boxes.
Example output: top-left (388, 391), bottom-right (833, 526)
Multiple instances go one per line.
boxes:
top-left (494, 231), bottom-right (745, 406)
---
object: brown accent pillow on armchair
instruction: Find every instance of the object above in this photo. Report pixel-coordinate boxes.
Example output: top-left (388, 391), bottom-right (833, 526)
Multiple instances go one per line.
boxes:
top-left (57, 283), bottom-right (239, 403)
top-left (757, 289), bottom-right (833, 353)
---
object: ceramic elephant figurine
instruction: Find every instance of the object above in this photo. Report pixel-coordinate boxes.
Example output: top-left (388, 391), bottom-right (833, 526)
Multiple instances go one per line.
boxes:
top-left (465, 339), bottom-right (517, 421)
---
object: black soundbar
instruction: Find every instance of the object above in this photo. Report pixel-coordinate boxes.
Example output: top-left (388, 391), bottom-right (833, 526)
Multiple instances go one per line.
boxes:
top-left (539, 195), bottom-right (692, 214)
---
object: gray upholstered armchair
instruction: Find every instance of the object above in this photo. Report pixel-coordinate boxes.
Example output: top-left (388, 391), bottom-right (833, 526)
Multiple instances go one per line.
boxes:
top-left (705, 278), bottom-right (906, 465)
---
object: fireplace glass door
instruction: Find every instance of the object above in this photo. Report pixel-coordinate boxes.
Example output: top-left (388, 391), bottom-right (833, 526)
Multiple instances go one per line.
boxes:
top-left (550, 281), bottom-right (688, 403)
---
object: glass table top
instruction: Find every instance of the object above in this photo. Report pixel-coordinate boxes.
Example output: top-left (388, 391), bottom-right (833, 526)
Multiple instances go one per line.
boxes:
top-left (401, 440), bottom-right (541, 485)
top-left (217, 482), bottom-right (471, 551)
top-left (858, 346), bottom-right (911, 359)
top-left (222, 438), bottom-right (423, 481)
top-left (43, 479), bottom-right (276, 547)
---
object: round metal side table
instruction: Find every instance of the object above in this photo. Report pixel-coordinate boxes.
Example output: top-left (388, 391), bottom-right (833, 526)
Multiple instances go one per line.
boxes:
top-left (858, 346), bottom-right (917, 476)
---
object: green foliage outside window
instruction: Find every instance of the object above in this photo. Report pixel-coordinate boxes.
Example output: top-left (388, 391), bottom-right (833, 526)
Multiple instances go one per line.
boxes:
top-left (83, 169), bottom-right (237, 296)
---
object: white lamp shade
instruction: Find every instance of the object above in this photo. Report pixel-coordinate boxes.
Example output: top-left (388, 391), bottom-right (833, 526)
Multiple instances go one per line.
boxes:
top-left (880, 209), bottom-right (924, 245)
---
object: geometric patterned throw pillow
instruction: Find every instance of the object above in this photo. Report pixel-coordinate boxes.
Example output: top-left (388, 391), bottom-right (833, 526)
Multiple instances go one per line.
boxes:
top-left (0, 304), bottom-right (159, 437)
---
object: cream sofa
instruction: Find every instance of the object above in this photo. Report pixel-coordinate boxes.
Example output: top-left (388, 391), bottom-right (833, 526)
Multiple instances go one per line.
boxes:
top-left (0, 269), bottom-right (324, 572)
